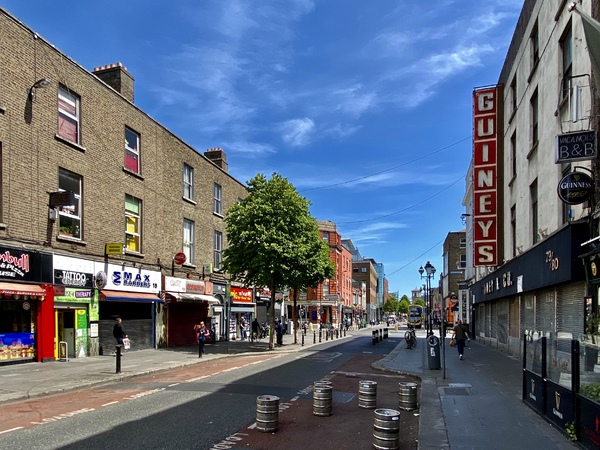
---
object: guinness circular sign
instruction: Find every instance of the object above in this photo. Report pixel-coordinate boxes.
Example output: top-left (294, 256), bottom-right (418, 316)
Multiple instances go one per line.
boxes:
top-left (557, 172), bottom-right (594, 205)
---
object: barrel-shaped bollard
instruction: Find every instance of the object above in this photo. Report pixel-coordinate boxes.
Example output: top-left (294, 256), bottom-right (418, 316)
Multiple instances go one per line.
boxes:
top-left (384, 328), bottom-right (388, 339)
top-left (358, 380), bottom-right (377, 409)
top-left (256, 395), bottom-right (279, 432)
top-left (398, 382), bottom-right (418, 411)
top-left (313, 382), bottom-right (333, 416)
top-left (372, 330), bottom-right (377, 345)
top-left (373, 408), bottom-right (401, 450)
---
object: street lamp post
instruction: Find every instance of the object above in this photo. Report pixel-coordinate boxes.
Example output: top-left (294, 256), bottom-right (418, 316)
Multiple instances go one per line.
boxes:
top-left (419, 261), bottom-right (436, 337)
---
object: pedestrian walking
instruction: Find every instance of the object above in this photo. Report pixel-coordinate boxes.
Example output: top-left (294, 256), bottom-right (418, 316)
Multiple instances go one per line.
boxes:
top-left (276, 320), bottom-right (284, 346)
top-left (195, 321), bottom-right (209, 357)
top-left (113, 317), bottom-right (127, 345)
top-left (251, 318), bottom-right (260, 341)
top-left (452, 319), bottom-right (470, 360)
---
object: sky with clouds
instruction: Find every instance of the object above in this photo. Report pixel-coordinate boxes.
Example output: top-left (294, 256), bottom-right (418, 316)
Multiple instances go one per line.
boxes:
top-left (1, 0), bottom-right (525, 297)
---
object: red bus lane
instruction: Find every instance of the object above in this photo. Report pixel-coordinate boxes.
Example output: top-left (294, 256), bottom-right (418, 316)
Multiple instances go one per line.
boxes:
top-left (0, 354), bottom-right (278, 434)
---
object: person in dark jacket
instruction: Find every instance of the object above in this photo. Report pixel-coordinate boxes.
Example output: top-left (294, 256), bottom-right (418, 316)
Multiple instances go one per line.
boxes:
top-left (452, 319), bottom-right (470, 360)
top-left (113, 317), bottom-right (127, 345)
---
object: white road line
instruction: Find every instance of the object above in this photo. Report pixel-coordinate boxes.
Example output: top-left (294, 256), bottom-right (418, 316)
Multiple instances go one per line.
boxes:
top-left (168, 383), bottom-right (180, 387)
top-left (101, 401), bottom-right (119, 407)
top-left (0, 427), bottom-right (23, 434)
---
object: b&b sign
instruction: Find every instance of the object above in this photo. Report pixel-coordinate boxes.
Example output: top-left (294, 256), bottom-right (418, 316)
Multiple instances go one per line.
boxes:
top-left (555, 131), bottom-right (596, 163)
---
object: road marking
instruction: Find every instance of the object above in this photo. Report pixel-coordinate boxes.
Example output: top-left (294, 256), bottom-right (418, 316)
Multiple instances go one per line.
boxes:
top-left (168, 383), bottom-right (180, 387)
top-left (124, 388), bottom-right (165, 400)
top-left (101, 401), bottom-right (119, 407)
top-left (0, 427), bottom-right (23, 434)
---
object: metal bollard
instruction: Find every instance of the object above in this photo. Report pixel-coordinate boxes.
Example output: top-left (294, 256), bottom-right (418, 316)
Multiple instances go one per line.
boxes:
top-left (398, 382), bottom-right (418, 411)
top-left (314, 331), bottom-right (316, 344)
top-left (372, 331), bottom-right (377, 345)
top-left (373, 408), bottom-right (401, 450)
top-left (115, 345), bottom-right (122, 374)
top-left (379, 329), bottom-right (383, 342)
top-left (319, 330), bottom-right (322, 342)
top-left (325, 330), bottom-right (329, 341)
top-left (302, 333), bottom-right (305, 346)
top-left (384, 328), bottom-right (388, 339)
top-left (313, 382), bottom-right (333, 416)
top-left (256, 395), bottom-right (279, 432)
top-left (359, 380), bottom-right (377, 409)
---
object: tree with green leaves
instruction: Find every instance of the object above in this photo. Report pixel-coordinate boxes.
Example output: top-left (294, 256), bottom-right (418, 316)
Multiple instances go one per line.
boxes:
top-left (398, 296), bottom-right (410, 314)
top-left (222, 173), bottom-right (334, 349)
top-left (383, 296), bottom-right (399, 314)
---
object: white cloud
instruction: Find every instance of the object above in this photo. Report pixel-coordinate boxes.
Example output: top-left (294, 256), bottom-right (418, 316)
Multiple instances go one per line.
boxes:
top-left (221, 140), bottom-right (276, 156)
top-left (279, 117), bottom-right (316, 146)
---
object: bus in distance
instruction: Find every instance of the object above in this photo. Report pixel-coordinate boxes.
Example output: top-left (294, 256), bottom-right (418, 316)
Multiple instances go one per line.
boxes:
top-left (407, 305), bottom-right (423, 328)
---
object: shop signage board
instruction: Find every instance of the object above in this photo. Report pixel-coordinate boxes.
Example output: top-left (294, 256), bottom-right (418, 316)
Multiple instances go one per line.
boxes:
top-left (472, 85), bottom-right (500, 266)
top-left (555, 130), bottom-right (596, 163)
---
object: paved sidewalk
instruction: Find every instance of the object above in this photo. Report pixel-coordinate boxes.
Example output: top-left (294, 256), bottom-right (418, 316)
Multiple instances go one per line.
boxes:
top-left (0, 326), bottom-right (578, 449)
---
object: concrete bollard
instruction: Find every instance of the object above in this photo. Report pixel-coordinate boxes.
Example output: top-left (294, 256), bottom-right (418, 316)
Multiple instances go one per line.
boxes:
top-left (256, 395), bottom-right (279, 432)
top-left (373, 408), bottom-right (401, 450)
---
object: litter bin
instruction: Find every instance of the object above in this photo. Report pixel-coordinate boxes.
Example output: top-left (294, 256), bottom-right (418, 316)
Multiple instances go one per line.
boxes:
top-left (427, 335), bottom-right (441, 370)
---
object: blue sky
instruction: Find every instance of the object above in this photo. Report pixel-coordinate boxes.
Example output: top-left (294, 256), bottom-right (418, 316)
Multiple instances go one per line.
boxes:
top-left (2, 1), bottom-right (523, 298)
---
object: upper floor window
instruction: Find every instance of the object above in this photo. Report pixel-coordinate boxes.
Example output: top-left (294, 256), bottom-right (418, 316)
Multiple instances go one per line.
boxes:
top-left (125, 194), bottom-right (141, 252)
top-left (531, 179), bottom-right (538, 245)
top-left (361, 267), bottom-right (367, 273)
top-left (459, 254), bottom-right (466, 269)
top-left (560, 24), bottom-right (573, 102)
top-left (183, 219), bottom-right (195, 265)
top-left (214, 230), bottom-right (223, 270)
top-left (58, 87), bottom-right (80, 144)
top-left (530, 21), bottom-right (540, 70)
top-left (511, 131), bottom-right (517, 180)
top-left (124, 127), bottom-right (140, 174)
top-left (323, 283), bottom-right (329, 296)
top-left (213, 183), bottom-right (222, 215)
top-left (58, 168), bottom-right (82, 239)
top-left (459, 238), bottom-right (466, 249)
top-left (183, 164), bottom-right (194, 201)
top-left (322, 231), bottom-right (329, 241)
top-left (510, 77), bottom-right (517, 114)
top-left (530, 89), bottom-right (539, 146)
top-left (511, 204), bottom-right (517, 256)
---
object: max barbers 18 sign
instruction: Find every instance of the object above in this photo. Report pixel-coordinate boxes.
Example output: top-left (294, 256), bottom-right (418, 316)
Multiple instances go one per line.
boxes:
top-left (557, 172), bottom-right (593, 205)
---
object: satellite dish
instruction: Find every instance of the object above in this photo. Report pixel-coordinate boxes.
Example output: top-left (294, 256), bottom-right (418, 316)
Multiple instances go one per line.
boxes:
top-left (95, 271), bottom-right (107, 289)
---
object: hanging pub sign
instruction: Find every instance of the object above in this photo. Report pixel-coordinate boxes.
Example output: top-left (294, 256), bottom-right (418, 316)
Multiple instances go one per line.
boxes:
top-left (555, 130), bottom-right (597, 163)
top-left (557, 172), bottom-right (593, 205)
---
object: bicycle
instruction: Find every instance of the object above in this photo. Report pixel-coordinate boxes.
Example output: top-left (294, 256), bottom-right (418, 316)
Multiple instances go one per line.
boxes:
top-left (404, 327), bottom-right (417, 349)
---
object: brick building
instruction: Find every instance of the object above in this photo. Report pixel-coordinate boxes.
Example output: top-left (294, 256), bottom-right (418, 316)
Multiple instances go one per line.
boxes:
top-left (0, 8), bottom-right (247, 362)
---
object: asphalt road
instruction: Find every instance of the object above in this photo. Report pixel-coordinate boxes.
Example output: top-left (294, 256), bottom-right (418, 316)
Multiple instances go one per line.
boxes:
top-left (0, 333), bottom-right (414, 450)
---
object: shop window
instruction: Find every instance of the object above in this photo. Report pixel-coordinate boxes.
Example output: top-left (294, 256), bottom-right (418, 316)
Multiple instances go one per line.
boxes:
top-left (125, 194), bottom-right (141, 252)
top-left (58, 168), bottom-right (82, 239)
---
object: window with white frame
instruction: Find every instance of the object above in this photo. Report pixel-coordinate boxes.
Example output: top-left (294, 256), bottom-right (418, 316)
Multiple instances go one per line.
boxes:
top-left (322, 231), bottom-right (329, 242)
top-left (124, 127), bottom-right (140, 174)
top-left (58, 168), bottom-right (82, 239)
top-left (183, 164), bottom-right (194, 201)
top-left (214, 230), bottom-right (223, 270)
top-left (213, 183), bottom-right (222, 215)
top-left (58, 87), bottom-right (80, 144)
top-left (323, 283), bottom-right (329, 296)
top-left (459, 254), bottom-right (466, 269)
top-left (125, 194), bottom-right (141, 252)
top-left (460, 238), bottom-right (466, 249)
top-left (183, 219), bottom-right (195, 264)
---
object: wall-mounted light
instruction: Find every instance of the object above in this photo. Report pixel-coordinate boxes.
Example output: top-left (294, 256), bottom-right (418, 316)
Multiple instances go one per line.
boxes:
top-left (29, 77), bottom-right (51, 102)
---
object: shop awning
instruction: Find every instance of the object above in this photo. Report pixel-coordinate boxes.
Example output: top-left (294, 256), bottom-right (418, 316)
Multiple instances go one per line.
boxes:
top-left (165, 292), bottom-right (220, 304)
top-left (231, 304), bottom-right (255, 312)
top-left (100, 290), bottom-right (163, 303)
top-left (0, 282), bottom-right (45, 297)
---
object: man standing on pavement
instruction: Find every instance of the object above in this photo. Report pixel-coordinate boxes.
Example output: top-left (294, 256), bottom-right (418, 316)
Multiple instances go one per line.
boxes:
top-left (452, 319), bottom-right (470, 360)
top-left (113, 317), bottom-right (127, 345)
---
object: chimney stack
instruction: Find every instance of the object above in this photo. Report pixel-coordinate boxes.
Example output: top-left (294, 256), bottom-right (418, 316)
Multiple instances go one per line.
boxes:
top-left (204, 148), bottom-right (228, 172)
top-left (93, 62), bottom-right (134, 103)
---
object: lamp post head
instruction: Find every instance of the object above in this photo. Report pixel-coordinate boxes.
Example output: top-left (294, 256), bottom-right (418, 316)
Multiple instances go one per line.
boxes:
top-left (418, 266), bottom-right (424, 277)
